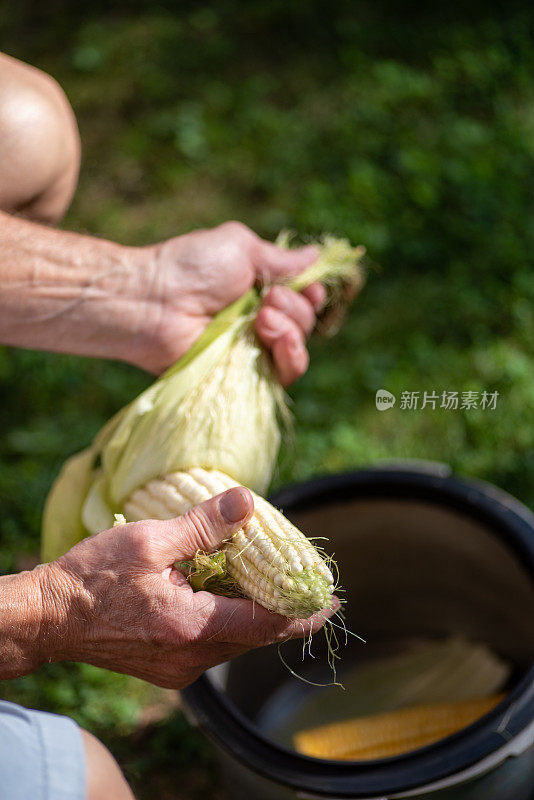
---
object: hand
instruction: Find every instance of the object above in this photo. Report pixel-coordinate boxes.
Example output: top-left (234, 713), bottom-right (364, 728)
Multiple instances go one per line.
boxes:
top-left (36, 487), bottom-right (337, 689)
top-left (131, 221), bottom-right (326, 383)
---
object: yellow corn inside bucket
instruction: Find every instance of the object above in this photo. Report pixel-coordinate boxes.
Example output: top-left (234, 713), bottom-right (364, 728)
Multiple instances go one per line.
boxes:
top-left (294, 693), bottom-right (504, 760)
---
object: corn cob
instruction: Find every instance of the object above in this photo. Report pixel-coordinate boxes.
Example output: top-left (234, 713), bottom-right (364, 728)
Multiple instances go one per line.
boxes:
top-left (124, 467), bottom-right (335, 619)
top-left (294, 693), bottom-right (504, 760)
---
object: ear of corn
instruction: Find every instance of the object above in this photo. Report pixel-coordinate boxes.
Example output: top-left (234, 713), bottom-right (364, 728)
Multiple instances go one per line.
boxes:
top-left (286, 637), bottom-right (511, 734)
top-left (294, 693), bottom-right (505, 760)
top-left (41, 235), bottom-right (364, 617)
top-left (125, 468), bottom-right (335, 618)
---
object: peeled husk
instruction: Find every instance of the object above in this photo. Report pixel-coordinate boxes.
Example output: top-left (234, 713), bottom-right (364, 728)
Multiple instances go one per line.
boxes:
top-left (271, 637), bottom-right (511, 745)
top-left (42, 235), bottom-right (365, 562)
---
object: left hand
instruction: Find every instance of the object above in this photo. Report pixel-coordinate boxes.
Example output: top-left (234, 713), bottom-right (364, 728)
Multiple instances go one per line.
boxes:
top-left (34, 487), bottom-right (337, 689)
top-left (129, 221), bottom-right (325, 383)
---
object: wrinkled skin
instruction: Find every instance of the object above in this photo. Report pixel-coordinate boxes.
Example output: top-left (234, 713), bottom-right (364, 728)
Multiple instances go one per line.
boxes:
top-left (39, 488), bottom-right (338, 689)
top-left (0, 52), bottom-right (336, 689)
top-left (0, 49), bottom-right (336, 800)
top-left (137, 220), bottom-right (326, 382)
top-left (0, 57), bottom-right (325, 385)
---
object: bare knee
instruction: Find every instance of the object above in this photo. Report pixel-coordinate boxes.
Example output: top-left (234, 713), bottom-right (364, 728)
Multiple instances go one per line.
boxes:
top-left (0, 52), bottom-right (80, 222)
top-left (81, 729), bottom-right (136, 800)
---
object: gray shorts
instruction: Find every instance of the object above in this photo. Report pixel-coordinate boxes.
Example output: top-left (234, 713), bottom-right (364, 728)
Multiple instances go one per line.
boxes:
top-left (0, 700), bottom-right (85, 800)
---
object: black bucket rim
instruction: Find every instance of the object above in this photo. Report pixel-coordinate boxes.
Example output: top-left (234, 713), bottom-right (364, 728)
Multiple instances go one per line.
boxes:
top-left (182, 466), bottom-right (534, 798)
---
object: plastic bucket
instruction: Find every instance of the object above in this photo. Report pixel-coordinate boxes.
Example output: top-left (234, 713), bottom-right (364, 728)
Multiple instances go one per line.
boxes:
top-left (182, 462), bottom-right (534, 799)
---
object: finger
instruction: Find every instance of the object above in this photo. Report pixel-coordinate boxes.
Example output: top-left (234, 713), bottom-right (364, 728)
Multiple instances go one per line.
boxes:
top-left (195, 592), bottom-right (341, 646)
top-left (251, 240), bottom-right (319, 284)
top-left (271, 329), bottom-right (309, 387)
top-left (302, 282), bottom-right (327, 312)
top-left (262, 285), bottom-right (316, 337)
top-left (255, 309), bottom-right (309, 385)
top-left (155, 487), bottom-right (254, 565)
top-left (255, 306), bottom-right (289, 344)
top-left (255, 306), bottom-right (304, 345)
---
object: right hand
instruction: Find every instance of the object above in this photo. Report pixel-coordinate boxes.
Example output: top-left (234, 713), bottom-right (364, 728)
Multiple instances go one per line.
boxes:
top-left (127, 221), bottom-right (325, 382)
top-left (37, 487), bottom-right (337, 689)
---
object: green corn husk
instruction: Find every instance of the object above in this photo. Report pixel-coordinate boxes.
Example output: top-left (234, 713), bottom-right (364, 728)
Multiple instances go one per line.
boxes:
top-left (42, 235), bottom-right (365, 562)
top-left (180, 551), bottom-right (244, 596)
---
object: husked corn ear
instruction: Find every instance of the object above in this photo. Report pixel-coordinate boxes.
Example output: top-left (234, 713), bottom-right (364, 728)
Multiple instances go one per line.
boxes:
top-left (124, 467), bottom-right (335, 618)
top-left (294, 693), bottom-right (505, 760)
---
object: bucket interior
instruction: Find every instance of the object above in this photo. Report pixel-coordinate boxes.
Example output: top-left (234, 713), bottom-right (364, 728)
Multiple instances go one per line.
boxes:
top-left (207, 494), bottom-right (534, 757)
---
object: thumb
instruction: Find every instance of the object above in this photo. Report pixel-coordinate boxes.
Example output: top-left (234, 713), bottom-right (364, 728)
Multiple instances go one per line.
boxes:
top-left (252, 240), bottom-right (319, 284)
top-left (156, 487), bottom-right (254, 565)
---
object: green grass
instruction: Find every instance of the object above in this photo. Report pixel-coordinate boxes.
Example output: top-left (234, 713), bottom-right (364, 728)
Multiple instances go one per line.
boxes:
top-left (1, 2), bottom-right (534, 796)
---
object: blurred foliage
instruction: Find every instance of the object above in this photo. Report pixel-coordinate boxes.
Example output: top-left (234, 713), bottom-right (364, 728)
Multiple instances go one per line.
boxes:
top-left (1, 1), bottom-right (534, 796)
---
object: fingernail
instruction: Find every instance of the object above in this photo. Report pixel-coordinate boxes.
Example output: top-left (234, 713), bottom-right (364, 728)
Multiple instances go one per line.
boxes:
top-left (220, 488), bottom-right (250, 524)
top-left (314, 292), bottom-right (327, 313)
top-left (261, 307), bottom-right (279, 332)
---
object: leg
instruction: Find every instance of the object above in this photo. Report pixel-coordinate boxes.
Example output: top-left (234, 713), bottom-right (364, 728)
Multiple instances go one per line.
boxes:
top-left (0, 699), bottom-right (134, 799)
top-left (82, 729), bottom-right (136, 800)
top-left (0, 52), bottom-right (80, 223)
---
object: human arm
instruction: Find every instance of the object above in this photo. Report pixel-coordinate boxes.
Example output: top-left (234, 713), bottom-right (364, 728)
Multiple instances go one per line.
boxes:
top-left (0, 487), bottom-right (337, 687)
top-left (0, 212), bottom-right (324, 384)
top-left (0, 51), bottom-right (324, 383)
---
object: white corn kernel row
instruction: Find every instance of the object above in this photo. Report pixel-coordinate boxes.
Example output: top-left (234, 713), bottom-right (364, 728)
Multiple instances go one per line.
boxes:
top-left (124, 467), bottom-right (335, 618)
